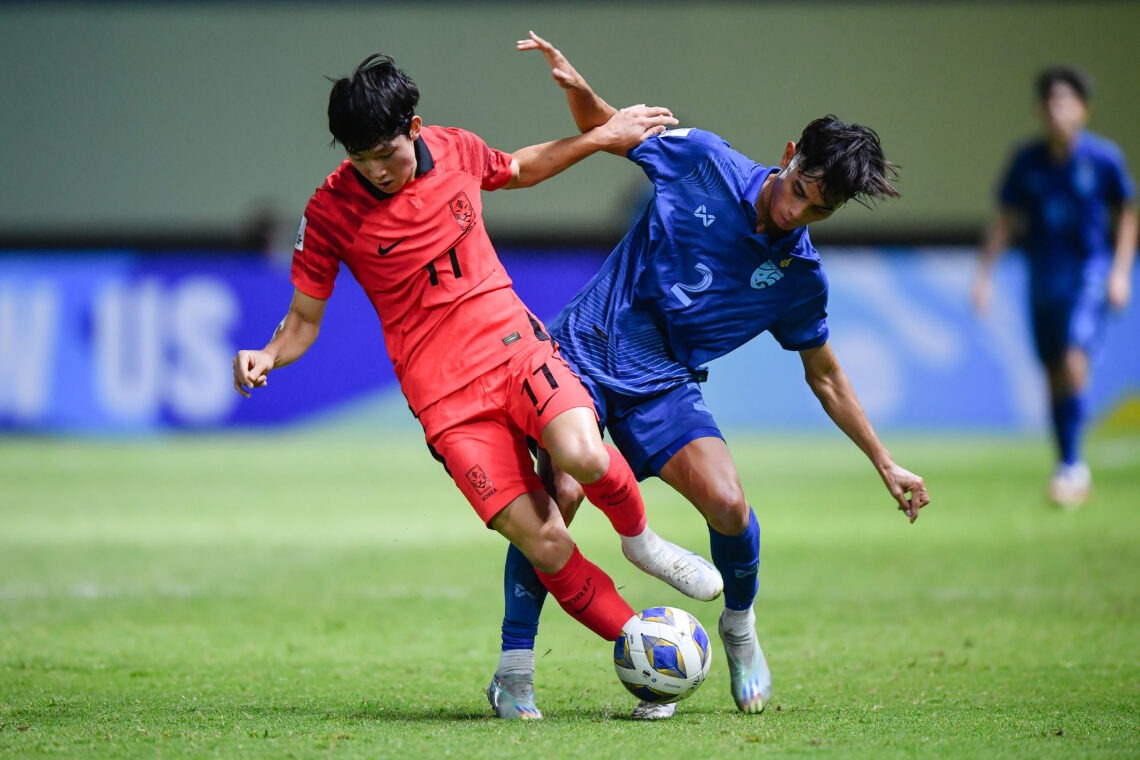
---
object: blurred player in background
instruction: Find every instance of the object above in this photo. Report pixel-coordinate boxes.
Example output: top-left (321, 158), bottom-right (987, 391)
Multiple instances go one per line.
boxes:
top-left (231, 52), bottom-right (724, 718)
top-left (487, 33), bottom-right (931, 721)
top-left (973, 65), bottom-right (1137, 509)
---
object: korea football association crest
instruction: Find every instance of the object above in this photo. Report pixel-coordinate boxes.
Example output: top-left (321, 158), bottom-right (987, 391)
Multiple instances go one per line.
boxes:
top-left (449, 191), bottom-right (475, 233)
top-left (466, 464), bottom-right (497, 501)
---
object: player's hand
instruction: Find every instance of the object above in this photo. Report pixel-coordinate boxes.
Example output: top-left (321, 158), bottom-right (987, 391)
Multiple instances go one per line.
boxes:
top-left (878, 461), bottom-right (930, 524)
top-left (517, 31), bottom-right (588, 92)
top-left (971, 271), bottom-right (993, 313)
top-left (233, 349), bottom-right (274, 398)
top-left (1107, 267), bottom-right (1132, 311)
top-left (599, 105), bottom-right (677, 154)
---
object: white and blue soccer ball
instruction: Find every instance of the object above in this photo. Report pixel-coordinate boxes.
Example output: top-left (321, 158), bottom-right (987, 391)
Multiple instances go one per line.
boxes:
top-left (613, 606), bottom-right (713, 704)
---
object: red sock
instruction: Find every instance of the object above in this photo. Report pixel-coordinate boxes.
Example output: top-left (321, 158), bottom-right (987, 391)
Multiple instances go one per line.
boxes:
top-left (579, 444), bottom-right (647, 537)
top-left (535, 545), bottom-right (634, 641)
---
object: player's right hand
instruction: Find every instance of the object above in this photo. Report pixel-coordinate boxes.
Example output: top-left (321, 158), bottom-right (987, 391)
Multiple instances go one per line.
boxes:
top-left (517, 31), bottom-right (587, 92)
top-left (600, 105), bottom-right (678, 154)
top-left (879, 462), bottom-right (930, 524)
top-left (233, 349), bottom-right (274, 398)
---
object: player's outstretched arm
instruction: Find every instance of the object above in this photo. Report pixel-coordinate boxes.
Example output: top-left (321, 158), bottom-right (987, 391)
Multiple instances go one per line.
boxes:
top-left (502, 104), bottom-right (676, 190)
top-left (972, 207), bottom-right (1014, 312)
top-left (517, 31), bottom-right (617, 133)
top-left (232, 288), bottom-right (326, 398)
top-left (1108, 203), bottom-right (1138, 311)
top-left (799, 341), bottom-right (931, 523)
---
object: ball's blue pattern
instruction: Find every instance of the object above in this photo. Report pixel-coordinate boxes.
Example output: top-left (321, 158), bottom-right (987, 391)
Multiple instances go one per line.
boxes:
top-left (640, 606), bottom-right (675, 625)
top-left (613, 632), bottom-right (635, 670)
top-left (644, 636), bottom-right (686, 678)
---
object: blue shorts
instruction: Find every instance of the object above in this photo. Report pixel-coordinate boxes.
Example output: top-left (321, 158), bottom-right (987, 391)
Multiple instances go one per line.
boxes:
top-left (571, 363), bottom-right (723, 481)
top-left (1030, 291), bottom-right (1107, 365)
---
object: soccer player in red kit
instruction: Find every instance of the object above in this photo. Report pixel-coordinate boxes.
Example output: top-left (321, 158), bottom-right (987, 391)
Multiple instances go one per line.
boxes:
top-left (231, 53), bottom-right (723, 719)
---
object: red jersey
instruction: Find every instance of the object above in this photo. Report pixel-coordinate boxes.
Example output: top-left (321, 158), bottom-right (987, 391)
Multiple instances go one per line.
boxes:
top-left (291, 126), bottom-right (546, 414)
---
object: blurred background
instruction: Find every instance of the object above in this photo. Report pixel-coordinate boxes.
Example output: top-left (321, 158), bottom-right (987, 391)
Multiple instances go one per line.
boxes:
top-left (1, 0), bottom-right (1138, 435)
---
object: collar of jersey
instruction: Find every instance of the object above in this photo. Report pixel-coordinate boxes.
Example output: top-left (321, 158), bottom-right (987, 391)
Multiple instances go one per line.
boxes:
top-left (351, 135), bottom-right (436, 201)
top-left (738, 166), bottom-right (814, 258)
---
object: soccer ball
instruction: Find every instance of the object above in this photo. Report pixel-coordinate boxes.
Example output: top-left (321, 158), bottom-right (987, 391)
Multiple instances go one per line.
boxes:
top-left (613, 606), bottom-right (712, 704)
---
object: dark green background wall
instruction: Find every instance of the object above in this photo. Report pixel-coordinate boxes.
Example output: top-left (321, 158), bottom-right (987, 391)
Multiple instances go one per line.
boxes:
top-left (2, 2), bottom-right (1137, 243)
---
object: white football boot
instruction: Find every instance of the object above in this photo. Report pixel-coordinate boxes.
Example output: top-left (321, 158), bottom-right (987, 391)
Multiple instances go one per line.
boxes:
top-left (621, 526), bottom-right (724, 601)
top-left (719, 608), bottom-right (772, 713)
top-left (486, 674), bottom-right (542, 720)
top-left (631, 700), bottom-right (677, 720)
top-left (1048, 461), bottom-right (1091, 510)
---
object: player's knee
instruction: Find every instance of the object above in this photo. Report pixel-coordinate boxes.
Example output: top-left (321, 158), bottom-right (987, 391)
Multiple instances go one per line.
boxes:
top-left (554, 481), bottom-right (586, 522)
top-left (526, 522), bottom-right (574, 574)
top-left (552, 437), bottom-right (609, 483)
top-left (699, 482), bottom-right (750, 535)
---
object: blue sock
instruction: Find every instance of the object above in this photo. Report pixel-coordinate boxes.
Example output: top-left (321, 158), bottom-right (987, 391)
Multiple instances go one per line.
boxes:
top-left (708, 508), bottom-right (760, 611)
top-left (1050, 394), bottom-right (1085, 466)
top-left (501, 543), bottom-right (548, 650)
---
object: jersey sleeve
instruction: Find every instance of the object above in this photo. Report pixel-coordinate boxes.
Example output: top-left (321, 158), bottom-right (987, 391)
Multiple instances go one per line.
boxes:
top-left (769, 276), bottom-right (830, 352)
top-left (627, 127), bottom-right (724, 186)
top-left (998, 148), bottom-right (1029, 210)
top-left (448, 128), bottom-right (514, 191)
top-left (1102, 144), bottom-right (1137, 204)
top-left (290, 202), bottom-right (341, 301)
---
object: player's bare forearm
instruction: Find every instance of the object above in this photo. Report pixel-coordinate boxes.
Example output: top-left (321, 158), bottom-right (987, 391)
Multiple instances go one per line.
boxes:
top-left (263, 311), bottom-right (320, 368)
top-left (232, 289), bottom-right (325, 397)
top-left (800, 342), bottom-right (930, 521)
top-left (973, 209), bottom-right (1013, 311)
top-left (507, 131), bottom-right (607, 190)
top-left (566, 87), bottom-right (617, 134)
top-left (517, 31), bottom-right (617, 133)
top-left (978, 210), bottom-right (1012, 270)
top-left (504, 105), bottom-right (675, 189)
top-left (1108, 204), bottom-right (1138, 310)
top-left (803, 355), bottom-right (889, 468)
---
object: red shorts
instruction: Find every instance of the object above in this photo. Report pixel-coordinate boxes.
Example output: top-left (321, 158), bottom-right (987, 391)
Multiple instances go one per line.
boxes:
top-left (417, 339), bottom-right (596, 525)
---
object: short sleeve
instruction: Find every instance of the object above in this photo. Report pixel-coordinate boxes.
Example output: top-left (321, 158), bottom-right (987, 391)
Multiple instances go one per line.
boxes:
top-left (445, 128), bottom-right (514, 191)
top-left (480, 145), bottom-right (514, 191)
top-left (290, 207), bottom-right (341, 301)
top-left (1102, 145), bottom-right (1137, 204)
top-left (627, 127), bottom-right (723, 185)
top-left (998, 150), bottom-right (1027, 210)
top-left (769, 276), bottom-right (830, 352)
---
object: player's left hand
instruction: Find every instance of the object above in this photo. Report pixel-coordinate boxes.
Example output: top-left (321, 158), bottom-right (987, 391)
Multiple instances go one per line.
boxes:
top-left (517, 31), bottom-right (588, 92)
top-left (878, 461), bottom-right (930, 524)
top-left (1107, 267), bottom-right (1132, 311)
top-left (599, 105), bottom-right (677, 154)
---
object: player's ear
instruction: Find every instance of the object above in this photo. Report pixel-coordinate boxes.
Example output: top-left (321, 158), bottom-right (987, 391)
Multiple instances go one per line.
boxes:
top-left (779, 141), bottom-right (796, 170)
top-left (408, 115), bottom-right (422, 141)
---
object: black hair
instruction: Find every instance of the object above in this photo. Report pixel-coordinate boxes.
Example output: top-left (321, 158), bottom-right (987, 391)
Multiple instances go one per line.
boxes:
top-left (1036, 65), bottom-right (1093, 105)
top-left (793, 115), bottom-right (900, 208)
top-left (327, 54), bottom-right (420, 154)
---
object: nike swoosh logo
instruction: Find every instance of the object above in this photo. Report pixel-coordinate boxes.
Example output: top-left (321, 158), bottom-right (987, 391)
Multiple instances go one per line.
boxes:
top-left (535, 390), bottom-right (560, 417)
top-left (377, 237), bottom-right (408, 256)
top-left (571, 585), bottom-right (596, 615)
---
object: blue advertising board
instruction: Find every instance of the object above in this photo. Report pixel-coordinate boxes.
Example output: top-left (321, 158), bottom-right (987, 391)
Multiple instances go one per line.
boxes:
top-left (0, 248), bottom-right (1136, 433)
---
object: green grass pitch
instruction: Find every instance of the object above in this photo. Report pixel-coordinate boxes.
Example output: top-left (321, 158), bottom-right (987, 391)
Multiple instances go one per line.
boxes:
top-left (1, 430), bottom-right (1138, 759)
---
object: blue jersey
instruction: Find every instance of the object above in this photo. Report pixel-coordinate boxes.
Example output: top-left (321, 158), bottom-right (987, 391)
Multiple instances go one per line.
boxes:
top-left (999, 131), bottom-right (1135, 300)
top-left (550, 128), bottom-right (828, 397)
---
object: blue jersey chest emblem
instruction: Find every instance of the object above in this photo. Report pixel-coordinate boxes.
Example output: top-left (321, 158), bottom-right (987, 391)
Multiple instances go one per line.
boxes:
top-left (750, 260), bottom-right (786, 290)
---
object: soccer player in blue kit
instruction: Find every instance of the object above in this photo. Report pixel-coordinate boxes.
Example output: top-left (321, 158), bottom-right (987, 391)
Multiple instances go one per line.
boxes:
top-left (973, 65), bottom-right (1137, 509)
top-left (485, 33), bottom-right (932, 720)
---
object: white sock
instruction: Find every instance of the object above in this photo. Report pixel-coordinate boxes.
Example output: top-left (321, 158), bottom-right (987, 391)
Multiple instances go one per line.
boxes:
top-left (497, 649), bottom-right (535, 678)
top-left (720, 606), bottom-right (756, 644)
top-left (620, 525), bottom-right (657, 556)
